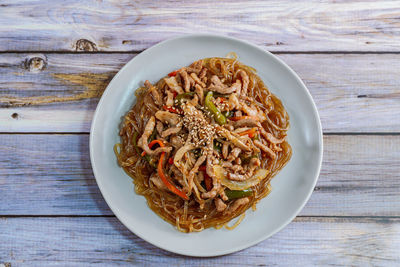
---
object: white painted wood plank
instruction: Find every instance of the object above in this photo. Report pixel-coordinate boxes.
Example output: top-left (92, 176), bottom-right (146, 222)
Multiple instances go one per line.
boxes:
top-left (0, 134), bottom-right (399, 216)
top-left (0, 217), bottom-right (399, 266)
top-left (0, 0), bottom-right (399, 52)
top-left (300, 134), bottom-right (400, 217)
top-left (1, 53), bottom-right (399, 133)
top-left (0, 53), bottom-right (132, 133)
top-left (279, 54), bottom-right (400, 133)
top-left (0, 134), bottom-right (111, 215)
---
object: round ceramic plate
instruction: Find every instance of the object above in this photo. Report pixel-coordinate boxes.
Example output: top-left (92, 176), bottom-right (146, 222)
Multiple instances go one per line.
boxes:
top-left (90, 34), bottom-right (323, 257)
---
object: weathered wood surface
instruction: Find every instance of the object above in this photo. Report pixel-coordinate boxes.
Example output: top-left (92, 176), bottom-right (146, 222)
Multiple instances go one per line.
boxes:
top-left (1, 134), bottom-right (399, 216)
top-left (0, 134), bottom-right (109, 215)
top-left (1, 0), bottom-right (400, 52)
top-left (0, 53), bottom-right (130, 133)
top-left (1, 53), bottom-right (400, 133)
top-left (1, 216), bottom-right (399, 266)
top-left (1, 0), bottom-right (400, 264)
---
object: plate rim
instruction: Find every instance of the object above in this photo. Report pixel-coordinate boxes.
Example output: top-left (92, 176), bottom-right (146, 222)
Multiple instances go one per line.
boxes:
top-left (90, 33), bottom-right (323, 257)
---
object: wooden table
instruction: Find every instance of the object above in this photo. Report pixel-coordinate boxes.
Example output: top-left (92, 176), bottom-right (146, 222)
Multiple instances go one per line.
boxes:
top-left (1, 1), bottom-right (399, 266)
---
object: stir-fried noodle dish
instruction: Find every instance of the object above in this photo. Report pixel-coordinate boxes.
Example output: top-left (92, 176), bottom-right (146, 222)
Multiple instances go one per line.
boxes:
top-left (115, 54), bottom-right (292, 232)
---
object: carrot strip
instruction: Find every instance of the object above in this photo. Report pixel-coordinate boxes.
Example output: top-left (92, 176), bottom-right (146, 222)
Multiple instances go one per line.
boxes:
top-left (141, 140), bottom-right (164, 156)
top-left (157, 149), bottom-right (188, 200)
top-left (204, 174), bottom-right (212, 191)
top-left (163, 105), bottom-right (182, 114)
top-left (216, 97), bottom-right (226, 103)
top-left (199, 165), bottom-right (212, 191)
top-left (168, 70), bottom-right (178, 77)
top-left (238, 127), bottom-right (258, 138)
top-left (144, 140), bottom-right (188, 200)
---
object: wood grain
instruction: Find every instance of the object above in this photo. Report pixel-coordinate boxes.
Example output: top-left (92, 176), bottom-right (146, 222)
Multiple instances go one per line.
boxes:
top-left (0, 134), bottom-right (110, 215)
top-left (1, 0), bottom-right (398, 263)
top-left (0, 1), bottom-right (399, 52)
top-left (1, 134), bottom-right (399, 216)
top-left (0, 53), bottom-right (132, 132)
top-left (307, 134), bottom-right (400, 216)
top-left (1, 53), bottom-right (400, 133)
top-left (0, 216), bottom-right (399, 266)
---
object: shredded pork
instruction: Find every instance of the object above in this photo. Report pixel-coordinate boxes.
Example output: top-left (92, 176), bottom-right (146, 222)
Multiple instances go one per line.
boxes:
top-left (126, 56), bottom-right (290, 231)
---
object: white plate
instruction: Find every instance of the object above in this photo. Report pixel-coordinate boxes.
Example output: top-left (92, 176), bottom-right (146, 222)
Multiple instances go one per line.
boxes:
top-left (90, 34), bottom-right (323, 257)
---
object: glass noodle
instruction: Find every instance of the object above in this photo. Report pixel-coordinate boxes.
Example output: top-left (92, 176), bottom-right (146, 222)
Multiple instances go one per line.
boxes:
top-left (114, 54), bottom-right (292, 232)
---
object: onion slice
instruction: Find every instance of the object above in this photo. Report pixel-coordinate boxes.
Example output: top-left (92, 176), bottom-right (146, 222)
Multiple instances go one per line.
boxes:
top-left (213, 165), bottom-right (269, 190)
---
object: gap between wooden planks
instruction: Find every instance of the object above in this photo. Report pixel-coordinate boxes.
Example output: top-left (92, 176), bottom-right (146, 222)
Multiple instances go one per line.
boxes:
top-left (0, 0), bottom-right (399, 52)
top-left (0, 53), bottom-right (399, 133)
top-left (0, 134), bottom-right (399, 216)
top-left (0, 216), bottom-right (399, 266)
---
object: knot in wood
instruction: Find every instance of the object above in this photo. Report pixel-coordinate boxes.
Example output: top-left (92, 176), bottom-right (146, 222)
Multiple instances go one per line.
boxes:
top-left (24, 55), bottom-right (47, 72)
top-left (75, 39), bottom-right (98, 51)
